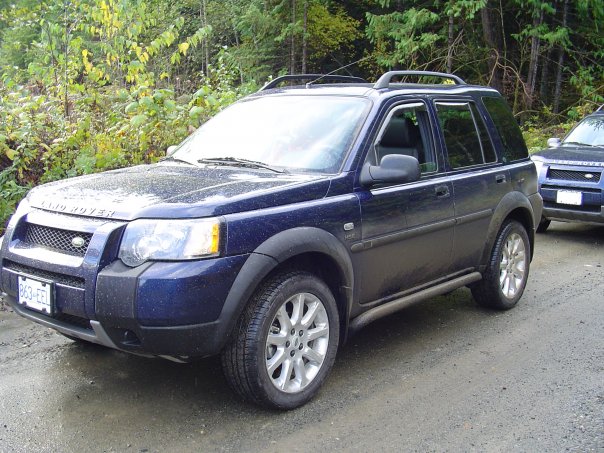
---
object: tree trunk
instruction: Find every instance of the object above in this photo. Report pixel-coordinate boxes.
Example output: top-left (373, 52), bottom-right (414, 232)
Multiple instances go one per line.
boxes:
top-left (63, 3), bottom-right (70, 119)
top-left (553, 0), bottom-right (569, 114)
top-left (446, 11), bottom-right (454, 73)
top-left (290, 0), bottom-right (296, 74)
top-left (302, 1), bottom-right (307, 73)
top-left (526, 9), bottom-right (544, 110)
top-left (539, 46), bottom-right (552, 104)
top-left (481, 1), bottom-right (504, 93)
top-left (201, 0), bottom-right (210, 75)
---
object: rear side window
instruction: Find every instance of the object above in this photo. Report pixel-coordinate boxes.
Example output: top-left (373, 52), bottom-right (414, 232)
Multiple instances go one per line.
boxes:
top-left (435, 102), bottom-right (496, 169)
top-left (482, 96), bottom-right (528, 162)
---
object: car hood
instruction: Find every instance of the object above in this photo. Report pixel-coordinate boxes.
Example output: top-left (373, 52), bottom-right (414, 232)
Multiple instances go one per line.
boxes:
top-left (27, 162), bottom-right (332, 220)
top-left (532, 146), bottom-right (604, 166)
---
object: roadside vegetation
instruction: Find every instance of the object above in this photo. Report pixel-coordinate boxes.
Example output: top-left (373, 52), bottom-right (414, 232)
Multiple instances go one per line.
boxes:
top-left (1, 0), bottom-right (602, 233)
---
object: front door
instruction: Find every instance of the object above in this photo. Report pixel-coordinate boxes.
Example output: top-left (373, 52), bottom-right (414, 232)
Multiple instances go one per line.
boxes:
top-left (354, 100), bottom-right (455, 305)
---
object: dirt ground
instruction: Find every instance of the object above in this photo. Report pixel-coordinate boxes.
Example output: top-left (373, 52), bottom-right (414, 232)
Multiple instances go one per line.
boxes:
top-left (0, 221), bottom-right (602, 452)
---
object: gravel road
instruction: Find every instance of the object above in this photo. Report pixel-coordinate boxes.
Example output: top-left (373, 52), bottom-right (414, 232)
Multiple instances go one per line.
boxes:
top-left (0, 221), bottom-right (602, 452)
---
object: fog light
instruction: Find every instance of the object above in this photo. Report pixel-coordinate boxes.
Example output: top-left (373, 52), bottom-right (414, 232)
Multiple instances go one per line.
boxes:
top-left (122, 330), bottom-right (141, 346)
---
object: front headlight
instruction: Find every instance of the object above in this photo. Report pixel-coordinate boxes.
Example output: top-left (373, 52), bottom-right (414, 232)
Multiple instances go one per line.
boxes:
top-left (531, 157), bottom-right (544, 177)
top-left (118, 218), bottom-right (220, 267)
top-left (0, 235), bottom-right (4, 251)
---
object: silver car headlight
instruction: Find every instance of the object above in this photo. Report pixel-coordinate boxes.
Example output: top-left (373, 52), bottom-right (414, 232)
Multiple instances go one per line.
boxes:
top-left (531, 157), bottom-right (544, 177)
top-left (118, 218), bottom-right (220, 267)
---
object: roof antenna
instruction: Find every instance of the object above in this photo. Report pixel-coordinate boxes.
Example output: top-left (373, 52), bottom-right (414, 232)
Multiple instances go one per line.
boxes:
top-left (306, 55), bottom-right (372, 88)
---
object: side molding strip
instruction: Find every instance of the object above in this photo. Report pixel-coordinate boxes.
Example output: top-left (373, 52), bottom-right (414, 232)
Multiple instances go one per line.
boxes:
top-left (351, 218), bottom-right (456, 252)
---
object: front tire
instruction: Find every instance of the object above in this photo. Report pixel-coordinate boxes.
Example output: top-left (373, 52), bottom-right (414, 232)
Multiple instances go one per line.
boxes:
top-left (221, 271), bottom-right (340, 410)
top-left (472, 220), bottom-right (530, 310)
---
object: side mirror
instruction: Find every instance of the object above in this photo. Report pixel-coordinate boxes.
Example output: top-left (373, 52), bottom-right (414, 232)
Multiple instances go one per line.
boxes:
top-left (547, 137), bottom-right (561, 148)
top-left (360, 154), bottom-right (421, 187)
top-left (166, 145), bottom-right (178, 156)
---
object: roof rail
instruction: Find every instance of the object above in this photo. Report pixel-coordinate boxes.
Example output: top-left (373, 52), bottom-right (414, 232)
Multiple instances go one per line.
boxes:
top-left (373, 71), bottom-right (466, 89)
top-left (260, 74), bottom-right (368, 91)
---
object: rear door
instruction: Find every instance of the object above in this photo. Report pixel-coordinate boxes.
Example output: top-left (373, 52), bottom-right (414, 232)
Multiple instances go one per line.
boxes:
top-left (434, 99), bottom-right (511, 271)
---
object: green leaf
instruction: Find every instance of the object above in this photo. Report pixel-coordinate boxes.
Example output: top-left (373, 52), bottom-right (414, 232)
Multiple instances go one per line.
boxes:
top-left (6, 149), bottom-right (16, 160)
top-left (130, 114), bottom-right (148, 127)
top-left (125, 102), bottom-right (139, 114)
top-left (139, 96), bottom-right (154, 108)
top-left (189, 106), bottom-right (204, 118)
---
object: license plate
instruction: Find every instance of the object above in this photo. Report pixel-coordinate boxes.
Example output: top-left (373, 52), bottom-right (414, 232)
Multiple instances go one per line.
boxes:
top-left (556, 190), bottom-right (582, 206)
top-left (18, 275), bottom-right (54, 315)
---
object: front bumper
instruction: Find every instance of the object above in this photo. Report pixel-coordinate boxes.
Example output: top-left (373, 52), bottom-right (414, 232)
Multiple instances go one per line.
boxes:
top-left (2, 256), bottom-right (249, 359)
top-left (538, 163), bottom-right (604, 225)
top-left (542, 205), bottom-right (604, 224)
top-left (4, 292), bottom-right (230, 361)
top-left (0, 208), bottom-right (249, 359)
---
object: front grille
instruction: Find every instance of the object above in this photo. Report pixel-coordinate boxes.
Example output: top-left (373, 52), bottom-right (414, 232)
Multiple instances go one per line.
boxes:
top-left (3, 260), bottom-right (85, 289)
top-left (541, 184), bottom-right (601, 194)
top-left (23, 224), bottom-right (92, 257)
top-left (547, 168), bottom-right (601, 183)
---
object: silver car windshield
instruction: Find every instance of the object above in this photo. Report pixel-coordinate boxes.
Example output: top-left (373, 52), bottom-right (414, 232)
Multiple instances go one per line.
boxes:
top-left (173, 95), bottom-right (371, 173)
top-left (563, 116), bottom-right (604, 147)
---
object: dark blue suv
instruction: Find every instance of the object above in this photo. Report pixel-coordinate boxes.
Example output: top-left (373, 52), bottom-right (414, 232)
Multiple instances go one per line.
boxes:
top-left (0, 71), bottom-right (542, 409)
top-left (531, 108), bottom-right (604, 232)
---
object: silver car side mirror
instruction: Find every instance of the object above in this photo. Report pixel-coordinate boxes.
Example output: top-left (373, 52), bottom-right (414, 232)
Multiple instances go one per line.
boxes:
top-left (547, 137), bottom-right (561, 148)
top-left (166, 145), bottom-right (178, 156)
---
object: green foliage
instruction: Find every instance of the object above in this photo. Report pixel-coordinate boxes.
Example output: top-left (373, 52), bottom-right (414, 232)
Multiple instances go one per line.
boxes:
top-left (366, 7), bottom-right (441, 68)
top-left (0, 166), bottom-right (30, 233)
top-left (523, 121), bottom-right (574, 154)
top-left (306, 3), bottom-right (361, 61)
top-left (0, 0), bottom-right (255, 234)
top-left (0, 0), bottom-right (602, 235)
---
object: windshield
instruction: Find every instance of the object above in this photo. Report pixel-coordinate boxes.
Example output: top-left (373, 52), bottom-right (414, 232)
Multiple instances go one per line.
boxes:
top-left (563, 116), bottom-right (604, 147)
top-left (173, 95), bottom-right (371, 173)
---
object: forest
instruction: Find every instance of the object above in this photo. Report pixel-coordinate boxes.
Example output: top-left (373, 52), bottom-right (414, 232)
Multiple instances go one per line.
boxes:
top-left (0, 0), bottom-right (603, 233)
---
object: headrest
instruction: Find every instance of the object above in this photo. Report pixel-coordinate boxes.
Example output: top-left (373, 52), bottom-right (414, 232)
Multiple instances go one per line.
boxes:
top-left (380, 117), bottom-right (420, 148)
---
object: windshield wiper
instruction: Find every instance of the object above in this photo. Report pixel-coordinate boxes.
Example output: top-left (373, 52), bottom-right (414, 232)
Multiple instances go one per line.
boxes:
top-left (562, 141), bottom-right (593, 147)
top-left (161, 155), bottom-right (198, 166)
top-left (197, 157), bottom-right (286, 173)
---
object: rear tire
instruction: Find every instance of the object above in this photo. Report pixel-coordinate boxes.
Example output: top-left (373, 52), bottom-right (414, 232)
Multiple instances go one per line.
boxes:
top-left (221, 270), bottom-right (340, 410)
top-left (472, 220), bottom-right (530, 310)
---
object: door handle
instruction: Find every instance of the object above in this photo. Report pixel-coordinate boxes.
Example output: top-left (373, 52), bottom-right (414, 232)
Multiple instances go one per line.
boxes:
top-left (435, 185), bottom-right (450, 198)
top-left (496, 174), bottom-right (507, 183)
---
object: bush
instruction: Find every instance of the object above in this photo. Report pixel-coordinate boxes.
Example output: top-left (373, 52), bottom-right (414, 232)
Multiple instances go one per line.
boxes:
top-left (523, 121), bottom-right (575, 154)
top-left (0, 64), bottom-right (256, 235)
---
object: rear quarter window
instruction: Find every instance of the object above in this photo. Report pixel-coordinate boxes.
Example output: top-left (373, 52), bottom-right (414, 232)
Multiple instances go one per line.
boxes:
top-left (482, 96), bottom-right (528, 162)
top-left (435, 101), bottom-right (496, 169)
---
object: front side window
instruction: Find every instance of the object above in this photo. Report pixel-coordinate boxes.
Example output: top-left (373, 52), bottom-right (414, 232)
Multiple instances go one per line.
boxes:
top-left (173, 95), bottom-right (371, 174)
top-left (372, 102), bottom-right (437, 174)
top-left (436, 102), bottom-right (496, 169)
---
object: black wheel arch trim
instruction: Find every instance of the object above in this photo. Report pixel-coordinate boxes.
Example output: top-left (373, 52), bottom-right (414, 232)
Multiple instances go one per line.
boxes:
top-left (480, 191), bottom-right (538, 268)
top-left (216, 227), bottom-right (354, 351)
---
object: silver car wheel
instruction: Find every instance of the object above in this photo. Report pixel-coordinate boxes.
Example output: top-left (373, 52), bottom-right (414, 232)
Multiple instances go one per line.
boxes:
top-left (499, 232), bottom-right (527, 299)
top-left (265, 292), bottom-right (329, 394)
